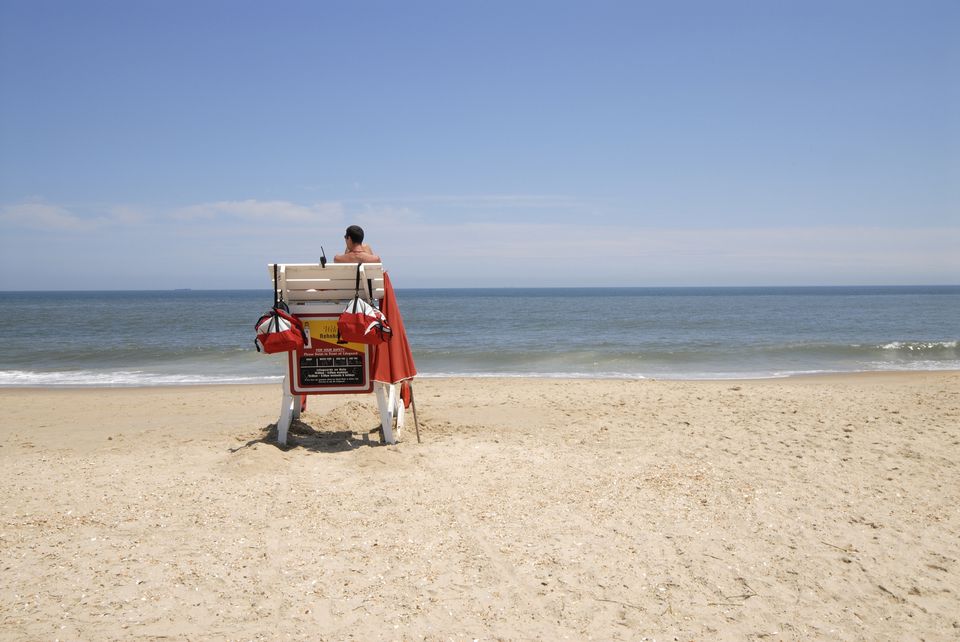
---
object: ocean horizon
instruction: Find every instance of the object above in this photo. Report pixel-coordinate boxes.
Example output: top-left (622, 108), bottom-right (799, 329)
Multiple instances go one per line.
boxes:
top-left (1, 285), bottom-right (957, 387)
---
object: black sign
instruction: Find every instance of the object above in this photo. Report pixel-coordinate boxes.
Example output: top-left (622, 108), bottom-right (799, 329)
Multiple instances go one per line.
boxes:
top-left (298, 352), bottom-right (364, 386)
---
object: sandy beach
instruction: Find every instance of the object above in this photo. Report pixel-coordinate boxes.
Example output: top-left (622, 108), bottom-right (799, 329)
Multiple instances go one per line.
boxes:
top-left (1, 372), bottom-right (958, 640)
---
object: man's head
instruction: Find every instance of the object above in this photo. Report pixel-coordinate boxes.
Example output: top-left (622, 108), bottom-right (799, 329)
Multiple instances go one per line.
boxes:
top-left (345, 225), bottom-right (365, 246)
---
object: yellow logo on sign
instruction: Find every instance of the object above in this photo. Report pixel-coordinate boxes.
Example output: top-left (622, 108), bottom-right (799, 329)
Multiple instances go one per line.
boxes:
top-left (304, 319), bottom-right (364, 352)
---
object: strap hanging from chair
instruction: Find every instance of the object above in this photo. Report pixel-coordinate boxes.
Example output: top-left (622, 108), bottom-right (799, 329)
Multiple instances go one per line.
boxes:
top-left (270, 263), bottom-right (291, 332)
top-left (273, 264), bottom-right (280, 308)
top-left (351, 263), bottom-right (362, 312)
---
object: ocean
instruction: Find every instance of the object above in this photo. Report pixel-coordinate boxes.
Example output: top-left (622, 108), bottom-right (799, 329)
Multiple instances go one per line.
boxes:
top-left (0, 286), bottom-right (957, 387)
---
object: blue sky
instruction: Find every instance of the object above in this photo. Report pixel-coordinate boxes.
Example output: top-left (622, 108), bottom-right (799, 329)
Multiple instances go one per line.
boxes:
top-left (1, 0), bottom-right (957, 289)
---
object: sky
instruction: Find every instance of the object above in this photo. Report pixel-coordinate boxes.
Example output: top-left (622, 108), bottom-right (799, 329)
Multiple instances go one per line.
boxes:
top-left (0, 0), bottom-right (957, 289)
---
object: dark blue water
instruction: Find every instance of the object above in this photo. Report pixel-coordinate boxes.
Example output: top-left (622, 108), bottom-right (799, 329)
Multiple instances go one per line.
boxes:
top-left (0, 286), bottom-right (957, 386)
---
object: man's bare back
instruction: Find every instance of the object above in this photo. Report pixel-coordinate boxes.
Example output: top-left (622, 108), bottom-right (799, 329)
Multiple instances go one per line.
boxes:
top-left (334, 245), bottom-right (381, 263)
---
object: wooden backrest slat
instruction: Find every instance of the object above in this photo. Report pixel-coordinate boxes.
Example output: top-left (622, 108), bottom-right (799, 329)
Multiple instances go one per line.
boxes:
top-left (267, 263), bottom-right (385, 304)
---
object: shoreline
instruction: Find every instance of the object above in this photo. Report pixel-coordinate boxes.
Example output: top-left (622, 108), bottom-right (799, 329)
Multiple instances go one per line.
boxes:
top-left (1, 367), bottom-right (959, 392)
top-left (2, 371), bottom-right (958, 639)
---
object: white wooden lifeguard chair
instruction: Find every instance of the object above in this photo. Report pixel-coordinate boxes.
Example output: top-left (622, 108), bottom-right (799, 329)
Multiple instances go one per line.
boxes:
top-left (268, 263), bottom-right (408, 446)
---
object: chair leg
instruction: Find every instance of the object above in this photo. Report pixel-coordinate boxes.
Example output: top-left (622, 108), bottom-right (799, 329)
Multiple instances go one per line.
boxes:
top-left (374, 382), bottom-right (396, 444)
top-left (395, 393), bottom-right (405, 441)
top-left (293, 394), bottom-right (307, 419)
top-left (277, 373), bottom-right (294, 445)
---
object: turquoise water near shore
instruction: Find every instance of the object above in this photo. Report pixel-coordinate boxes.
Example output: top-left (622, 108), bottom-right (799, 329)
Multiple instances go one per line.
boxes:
top-left (0, 286), bottom-right (957, 386)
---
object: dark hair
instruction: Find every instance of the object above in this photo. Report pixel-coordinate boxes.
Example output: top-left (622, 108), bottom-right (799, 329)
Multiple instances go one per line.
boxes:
top-left (345, 225), bottom-right (365, 244)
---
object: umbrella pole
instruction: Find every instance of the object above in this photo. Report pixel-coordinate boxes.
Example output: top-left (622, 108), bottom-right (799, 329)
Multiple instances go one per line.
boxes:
top-left (409, 381), bottom-right (421, 444)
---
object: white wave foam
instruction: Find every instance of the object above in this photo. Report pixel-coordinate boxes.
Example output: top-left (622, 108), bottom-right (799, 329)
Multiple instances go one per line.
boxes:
top-left (419, 371), bottom-right (655, 381)
top-left (419, 363), bottom-right (960, 380)
top-left (0, 369), bottom-right (283, 387)
top-left (879, 341), bottom-right (958, 351)
top-left (863, 360), bottom-right (960, 372)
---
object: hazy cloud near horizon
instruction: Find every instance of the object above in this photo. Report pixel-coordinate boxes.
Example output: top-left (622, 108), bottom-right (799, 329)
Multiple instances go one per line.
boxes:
top-left (1, 197), bottom-right (956, 290)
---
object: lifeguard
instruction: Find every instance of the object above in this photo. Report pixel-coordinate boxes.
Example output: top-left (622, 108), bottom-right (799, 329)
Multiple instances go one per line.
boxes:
top-left (334, 225), bottom-right (381, 263)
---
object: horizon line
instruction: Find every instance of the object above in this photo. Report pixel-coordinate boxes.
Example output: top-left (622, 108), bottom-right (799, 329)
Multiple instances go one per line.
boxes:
top-left (2, 284), bottom-right (959, 293)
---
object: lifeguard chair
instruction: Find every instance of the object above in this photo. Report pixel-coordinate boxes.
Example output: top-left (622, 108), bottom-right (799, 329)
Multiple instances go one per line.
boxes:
top-left (267, 263), bottom-right (415, 446)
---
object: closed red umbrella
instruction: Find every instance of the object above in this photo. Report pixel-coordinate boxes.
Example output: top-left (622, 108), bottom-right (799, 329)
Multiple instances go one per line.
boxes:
top-left (372, 271), bottom-right (417, 393)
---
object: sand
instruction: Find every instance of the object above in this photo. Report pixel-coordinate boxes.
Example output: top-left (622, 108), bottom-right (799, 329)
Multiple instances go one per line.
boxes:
top-left (1, 372), bottom-right (958, 640)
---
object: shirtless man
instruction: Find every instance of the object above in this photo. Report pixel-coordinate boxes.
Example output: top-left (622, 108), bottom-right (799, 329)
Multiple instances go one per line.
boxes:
top-left (334, 225), bottom-right (382, 263)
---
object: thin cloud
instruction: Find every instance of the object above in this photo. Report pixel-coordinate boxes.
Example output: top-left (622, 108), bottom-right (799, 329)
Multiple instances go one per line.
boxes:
top-left (1, 198), bottom-right (346, 236)
top-left (0, 202), bottom-right (105, 231)
top-left (4, 197), bottom-right (956, 288)
top-left (372, 220), bottom-right (960, 285)
top-left (344, 194), bottom-right (591, 210)
top-left (172, 200), bottom-right (344, 224)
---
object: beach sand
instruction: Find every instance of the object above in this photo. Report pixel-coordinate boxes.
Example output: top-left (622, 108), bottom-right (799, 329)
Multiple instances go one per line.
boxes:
top-left (1, 373), bottom-right (958, 640)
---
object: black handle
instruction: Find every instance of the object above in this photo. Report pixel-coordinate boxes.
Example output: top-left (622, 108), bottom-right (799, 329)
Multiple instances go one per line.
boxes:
top-left (351, 263), bottom-right (362, 312)
top-left (272, 264), bottom-right (279, 309)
